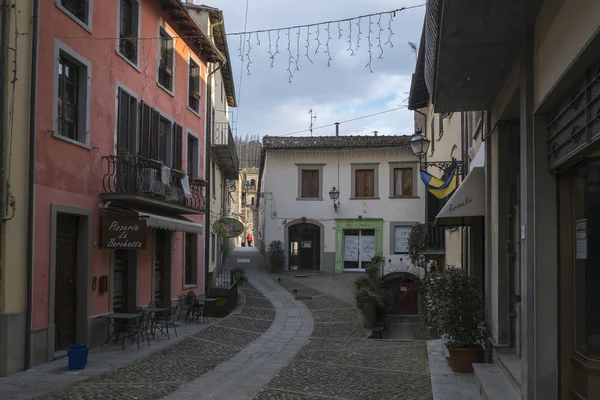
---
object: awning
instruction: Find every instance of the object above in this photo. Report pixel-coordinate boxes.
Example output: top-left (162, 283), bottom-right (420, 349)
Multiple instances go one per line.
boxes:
top-left (434, 143), bottom-right (485, 227)
top-left (138, 212), bottom-right (203, 234)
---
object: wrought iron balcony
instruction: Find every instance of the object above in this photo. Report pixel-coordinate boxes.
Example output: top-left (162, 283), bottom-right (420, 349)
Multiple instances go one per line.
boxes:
top-left (211, 122), bottom-right (239, 180)
top-left (101, 155), bottom-right (206, 215)
top-left (424, 222), bottom-right (446, 254)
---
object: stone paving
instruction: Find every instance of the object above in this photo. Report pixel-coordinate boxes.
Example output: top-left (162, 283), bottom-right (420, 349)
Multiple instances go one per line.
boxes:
top-left (32, 283), bottom-right (276, 400)
top-left (253, 277), bottom-right (433, 400)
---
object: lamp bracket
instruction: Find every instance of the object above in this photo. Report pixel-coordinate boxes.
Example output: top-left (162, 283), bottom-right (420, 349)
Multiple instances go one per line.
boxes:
top-left (420, 160), bottom-right (465, 176)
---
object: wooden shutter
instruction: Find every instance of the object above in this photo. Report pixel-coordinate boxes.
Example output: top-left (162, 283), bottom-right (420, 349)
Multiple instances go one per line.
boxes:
top-left (355, 169), bottom-right (374, 197)
top-left (117, 88), bottom-right (131, 153)
top-left (150, 109), bottom-right (160, 160)
top-left (393, 168), bottom-right (401, 196)
top-left (139, 101), bottom-right (151, 158)
top-left (301, 170), bottom-right (319, 198)
top-left (158, 119), bottom-right (168, 165)
top-left (173, 123), bottom-right (183, 170)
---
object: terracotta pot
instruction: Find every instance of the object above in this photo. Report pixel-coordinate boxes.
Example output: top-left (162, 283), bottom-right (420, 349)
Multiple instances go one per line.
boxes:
top-left (448, 347), bottom-right (483, 373)
top-left (272, 265), bottom-right (282, 274)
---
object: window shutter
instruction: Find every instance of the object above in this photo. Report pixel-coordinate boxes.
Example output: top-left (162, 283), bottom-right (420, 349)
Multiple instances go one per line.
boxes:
top-left (139, 101), bottom-right (151, 158)
top-left (402, 168), bottom-right (413, 196)
top-left (158, 119), bottom-right (168, 165)
top-left (173, 123), bottom-right (183, 170)
top-left (150, 109), bottom-right (160, 160)
top-left (117, 88), bottom-right (131, 153)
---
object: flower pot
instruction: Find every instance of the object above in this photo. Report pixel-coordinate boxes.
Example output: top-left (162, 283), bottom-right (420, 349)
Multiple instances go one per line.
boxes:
top-left (447, 347), bottom-right (483, 373)
top-left (272, 265), bottom-right (282, 274)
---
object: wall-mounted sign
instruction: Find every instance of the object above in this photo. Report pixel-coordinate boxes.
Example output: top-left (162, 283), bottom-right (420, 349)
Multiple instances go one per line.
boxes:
top-left (212, 217), bottom-right (244, 238)
top-left (101, 217), bottom-right (147, 249)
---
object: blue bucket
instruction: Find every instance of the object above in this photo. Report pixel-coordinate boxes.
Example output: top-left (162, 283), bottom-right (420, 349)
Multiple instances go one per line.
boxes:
top-left (67, 344), bottom-right (88, 370)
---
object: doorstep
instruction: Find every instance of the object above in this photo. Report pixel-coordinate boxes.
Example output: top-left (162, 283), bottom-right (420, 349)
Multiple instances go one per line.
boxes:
top-left (473, 363), bottom-right (519, 400)
top-left (427, 339), bottom-right (479, 400)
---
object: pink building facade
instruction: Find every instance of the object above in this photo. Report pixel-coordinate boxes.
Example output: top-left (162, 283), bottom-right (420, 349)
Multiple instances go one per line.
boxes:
top-left (29, 0), bottom-right (222, 365)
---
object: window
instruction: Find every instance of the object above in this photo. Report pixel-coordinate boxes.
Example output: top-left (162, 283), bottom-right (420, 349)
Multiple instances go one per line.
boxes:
top-left (390, 164), bottom-right (416, 197)
top-left (187, 133), bottom-right (199, 178)
top-left (158, 117), bottom-right (170, 165)
top-left (343, 229), bottom-right (375, 270)
top-left (188, 58), bottom-right (201, 113)
top-left (57, 0), bottom-right (91, 29)
top-left (184, 233), bottom-right (198, 286)
top-left (118, 0), bottom-right (139, 66)
top-left (55, 44), bottom-right (91, 146)
top-left (173, 124), bottom-right (183, 170)
top-left (116, 87), bottom-right (137, 154)
top-left (297, 164), bottom-right (324, 200)
top-left (393, 225), bottom-right (412, 254)
top-left (351, 164), bottom-right (379, 199)
top-left (158, 28), bottom-right (174, 92)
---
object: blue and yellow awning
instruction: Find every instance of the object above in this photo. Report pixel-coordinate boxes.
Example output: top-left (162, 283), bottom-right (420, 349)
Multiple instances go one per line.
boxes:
top-left (420, 168), bottom-right (457, 199)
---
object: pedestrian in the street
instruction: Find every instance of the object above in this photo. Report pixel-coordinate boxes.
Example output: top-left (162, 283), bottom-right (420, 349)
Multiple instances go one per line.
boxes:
top-left (247, 233), bottom-right (253, 247)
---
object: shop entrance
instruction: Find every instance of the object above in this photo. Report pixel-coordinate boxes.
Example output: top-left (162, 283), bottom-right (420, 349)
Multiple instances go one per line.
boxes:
top-left (288, 223), bottom-right (320, 270)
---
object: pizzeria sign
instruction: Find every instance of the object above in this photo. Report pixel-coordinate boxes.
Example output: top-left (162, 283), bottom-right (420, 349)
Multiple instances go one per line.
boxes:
top-left (101, 216), bottom-right (147, 249)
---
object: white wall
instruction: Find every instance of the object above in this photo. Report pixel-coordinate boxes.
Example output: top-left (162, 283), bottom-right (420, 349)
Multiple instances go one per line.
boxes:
top-left (259, 146), bottom-right (426, 271)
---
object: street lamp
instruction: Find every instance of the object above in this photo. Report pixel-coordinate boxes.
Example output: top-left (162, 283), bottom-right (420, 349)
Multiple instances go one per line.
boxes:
top-left (328, 186), bottom-right (340, 211)
top-left (409, 129), bottom-right (464, 175)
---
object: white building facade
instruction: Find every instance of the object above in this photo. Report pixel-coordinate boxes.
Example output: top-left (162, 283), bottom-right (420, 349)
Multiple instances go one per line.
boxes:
top-left (258, 136), bottom-right (426, 279)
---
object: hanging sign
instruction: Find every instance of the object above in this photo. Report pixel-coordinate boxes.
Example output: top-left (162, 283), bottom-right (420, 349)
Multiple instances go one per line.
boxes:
top-left (212, 217), bottom-right (244, 238)
top-left (101, 217), bottom-right (147, 249)
top-left (576, 219), bottom-right (587, 260)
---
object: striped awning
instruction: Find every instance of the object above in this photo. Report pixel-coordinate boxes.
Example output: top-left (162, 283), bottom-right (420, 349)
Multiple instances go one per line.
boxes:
top-left (138, 212), bottom-right (203, 234)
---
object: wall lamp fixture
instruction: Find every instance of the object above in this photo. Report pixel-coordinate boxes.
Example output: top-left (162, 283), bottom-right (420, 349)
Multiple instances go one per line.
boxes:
top-left (409, 130), bottom-right (465, 175)
top-left (328, 186), bottom-right (340, 211)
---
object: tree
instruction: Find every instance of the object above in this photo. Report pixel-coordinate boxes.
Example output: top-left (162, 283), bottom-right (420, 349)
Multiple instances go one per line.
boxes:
top-left (233, 133), bottom-right (262, 169)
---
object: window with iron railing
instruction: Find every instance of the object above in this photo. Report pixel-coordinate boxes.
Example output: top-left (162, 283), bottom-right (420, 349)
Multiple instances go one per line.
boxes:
top-left (118, 0), bottom-right (139, 65)
top-left (158, 28), bottom-right (174, 92)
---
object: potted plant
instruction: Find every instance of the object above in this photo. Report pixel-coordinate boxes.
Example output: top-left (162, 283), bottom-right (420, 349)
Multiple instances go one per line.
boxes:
top-left (268, 240), bottom-right (285, 274)
top-left (354, 254), bottom-right (390, 329)
top-left (423, 267), bottom-right (487, 373)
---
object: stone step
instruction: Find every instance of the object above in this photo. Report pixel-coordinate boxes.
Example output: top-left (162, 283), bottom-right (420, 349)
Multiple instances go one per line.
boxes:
top-left (473, 363), bottom-right (520, 400)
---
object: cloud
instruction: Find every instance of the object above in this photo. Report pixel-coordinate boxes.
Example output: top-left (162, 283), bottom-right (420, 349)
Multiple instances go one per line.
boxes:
top-left (201, 0), bottom-right (425, 138)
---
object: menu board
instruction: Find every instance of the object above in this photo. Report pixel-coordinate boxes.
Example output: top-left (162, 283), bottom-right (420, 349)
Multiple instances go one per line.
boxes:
top-left (394, 226), bottom-right (411, 253)
top-left (344, 235), bottom-right (359, 261)
top-left (360, 235), bottom-right (376, 262)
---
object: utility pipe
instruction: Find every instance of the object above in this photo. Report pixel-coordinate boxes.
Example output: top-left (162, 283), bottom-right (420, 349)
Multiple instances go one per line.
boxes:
top-left (25, 0), bottom-right (39, 369)
top-left (0, 0), bottom-right (8, 287)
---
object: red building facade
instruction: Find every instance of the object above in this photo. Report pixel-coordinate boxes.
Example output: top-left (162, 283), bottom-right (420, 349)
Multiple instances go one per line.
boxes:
top-left (30, 0), bottom-right (221, 365)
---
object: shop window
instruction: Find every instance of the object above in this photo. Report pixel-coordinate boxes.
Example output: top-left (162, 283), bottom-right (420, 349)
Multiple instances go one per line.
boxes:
top-left (393, 226), bottom-right (411, 254)
top-left (157, 28), bottom-right (174, 93)
top-left (184, 233), bottom-right (198, 286)
top-left (118, 0), bottom-right (139, 66)
top-left (343, 229), bottom-right (375, 270)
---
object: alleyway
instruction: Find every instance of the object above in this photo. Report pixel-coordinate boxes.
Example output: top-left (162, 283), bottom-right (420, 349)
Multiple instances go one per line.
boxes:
top-left (1, 247), bottom-right (435, 400)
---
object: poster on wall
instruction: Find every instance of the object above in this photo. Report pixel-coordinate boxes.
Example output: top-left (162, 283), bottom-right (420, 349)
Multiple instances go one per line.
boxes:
top-left (344, 235), bottom-right (359, 261)
top-left (360, 235), bottom-right (376, 262)
top-left (394, 226), bottom-right (411, 253)
top-left (576, 219), bottom-right (587, 260)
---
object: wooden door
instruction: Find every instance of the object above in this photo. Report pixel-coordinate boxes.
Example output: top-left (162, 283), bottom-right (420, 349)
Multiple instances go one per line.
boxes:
top-left (385, 279), bottom-right (419, 316)
top-left (55, 213), bottom-right (79, 350)
top-left (113, 250), bottom-right (129, 313)
top-left (55, 238), bottom-right (78, 349)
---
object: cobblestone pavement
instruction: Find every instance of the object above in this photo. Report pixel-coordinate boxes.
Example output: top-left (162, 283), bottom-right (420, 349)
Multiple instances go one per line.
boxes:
top-left (253, 277), bottom-right (433, 400)
top-left (33, 283), bottom-right (275, 400)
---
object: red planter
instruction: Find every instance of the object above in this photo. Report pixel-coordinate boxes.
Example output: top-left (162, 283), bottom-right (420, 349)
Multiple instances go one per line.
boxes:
top-left (448, 347), bottom-right (483, 373)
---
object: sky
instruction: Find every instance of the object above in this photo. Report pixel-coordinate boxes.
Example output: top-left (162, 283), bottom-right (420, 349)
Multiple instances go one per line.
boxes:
top-left (198, 0), bottom-right (425, 138)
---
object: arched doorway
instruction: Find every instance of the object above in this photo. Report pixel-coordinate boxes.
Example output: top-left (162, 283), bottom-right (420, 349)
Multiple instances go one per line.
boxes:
top-left (288, 223), bottom-right (320, 270)
top-left (383, 273), bottom-right (420, 316)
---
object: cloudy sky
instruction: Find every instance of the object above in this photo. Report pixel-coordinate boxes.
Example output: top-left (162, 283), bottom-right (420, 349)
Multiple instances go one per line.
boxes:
top-left (199, 0), bottom-right (425, 138)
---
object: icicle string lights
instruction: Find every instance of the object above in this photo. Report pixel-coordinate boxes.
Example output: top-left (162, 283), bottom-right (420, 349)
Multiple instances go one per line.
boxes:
top-left (230, 6), bottom-right (419, 81)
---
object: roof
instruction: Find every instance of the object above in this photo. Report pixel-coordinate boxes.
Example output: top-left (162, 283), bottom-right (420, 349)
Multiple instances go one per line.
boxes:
top-left (262, 135), bottom-right (412, 150)
top-left (185, 4), bottom-right (237, 107)
top-left (158, 0), bottom-right (224, 63)
top-left (408, 23), bottom-right (429, 110)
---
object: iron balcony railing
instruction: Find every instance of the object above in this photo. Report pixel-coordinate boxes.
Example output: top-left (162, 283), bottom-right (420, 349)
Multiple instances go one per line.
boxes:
top-left (424, 222), bottom-right (446, 253)
top-left (102, 155), bottom-right (206, 212)
top-left (212, 121), bottom-right (239, 172)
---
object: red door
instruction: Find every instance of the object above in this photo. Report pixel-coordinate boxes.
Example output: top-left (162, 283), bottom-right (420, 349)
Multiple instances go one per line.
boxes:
top-left (385, 279), bottom-right (419, 315)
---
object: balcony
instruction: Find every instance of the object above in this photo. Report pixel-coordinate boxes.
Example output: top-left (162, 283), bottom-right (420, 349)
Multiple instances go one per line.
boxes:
top-left (101, 155), bottom-right (206, 215)
top-left (211, 122), bottom-right (239, 180)
top-left (423, 222), bottom-right (445, 255)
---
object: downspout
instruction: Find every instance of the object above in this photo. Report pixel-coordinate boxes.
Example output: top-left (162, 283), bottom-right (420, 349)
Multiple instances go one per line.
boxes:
top-left (461, 112), bottom-right (468, 272)
top-left (204, 69), bottom-right (212, 294)
top-left (0, 0), bottom-right (8, 287)
top-left (25, 0), bottom-right (39, 369)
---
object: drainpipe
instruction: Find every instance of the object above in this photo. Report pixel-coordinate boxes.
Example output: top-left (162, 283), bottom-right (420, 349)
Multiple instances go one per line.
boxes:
top-left (0, 0), bottom-right (8, 288)
top-left (25, 0), bottom-right (39, 369)
top-left (204, 73), bottom-right (212, 294)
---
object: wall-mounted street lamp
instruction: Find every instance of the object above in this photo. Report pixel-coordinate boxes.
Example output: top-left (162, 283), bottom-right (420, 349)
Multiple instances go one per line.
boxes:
top-left (409, 129), bottom-right (464, 175)
top-left (328, 186), bottom-right (340, 211)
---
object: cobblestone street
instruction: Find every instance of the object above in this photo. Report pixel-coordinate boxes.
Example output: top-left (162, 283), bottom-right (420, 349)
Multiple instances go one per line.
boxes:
top-left (253, 276), bottom-right (432, 400)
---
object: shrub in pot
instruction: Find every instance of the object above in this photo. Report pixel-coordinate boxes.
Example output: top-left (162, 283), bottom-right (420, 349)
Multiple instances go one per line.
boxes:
top-left (423, 267), bottom-right (487, 373)
top-left (268, 240), bottom-right (285, 273)
top-left (354, 254), bottom-right (391, 329)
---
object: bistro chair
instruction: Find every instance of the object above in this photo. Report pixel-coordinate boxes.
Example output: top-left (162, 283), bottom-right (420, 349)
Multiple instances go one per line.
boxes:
top-left (153, 303), bottom-right (178, 339)
top-left (121, 306), bottom-right (150, 350)
top-left (176, 293), bottom-right (187, 321)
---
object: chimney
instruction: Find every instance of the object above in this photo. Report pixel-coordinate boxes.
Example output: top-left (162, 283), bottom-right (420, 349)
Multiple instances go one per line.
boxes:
top-left (335, 122), bottom-right (340, 137)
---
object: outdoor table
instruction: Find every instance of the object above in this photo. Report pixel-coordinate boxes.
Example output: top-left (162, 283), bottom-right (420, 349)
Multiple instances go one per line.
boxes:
top-left (96, 312), bottom-right (141, 348)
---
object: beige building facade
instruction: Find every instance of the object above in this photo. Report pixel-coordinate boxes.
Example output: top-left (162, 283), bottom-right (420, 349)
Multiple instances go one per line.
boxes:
top-left (413, 0), bottom-right (600, 398)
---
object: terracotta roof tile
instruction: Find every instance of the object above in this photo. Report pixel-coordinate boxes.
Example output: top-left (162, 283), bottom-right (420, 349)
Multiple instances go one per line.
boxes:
top-left (262, 135), bottom-right (412, 150)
